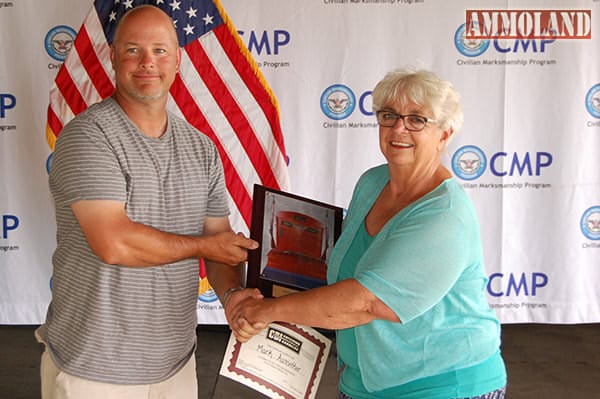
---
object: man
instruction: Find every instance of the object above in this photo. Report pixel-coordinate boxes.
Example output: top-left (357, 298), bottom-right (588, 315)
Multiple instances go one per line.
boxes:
top-left (36, 5), bottom-right (260, 398)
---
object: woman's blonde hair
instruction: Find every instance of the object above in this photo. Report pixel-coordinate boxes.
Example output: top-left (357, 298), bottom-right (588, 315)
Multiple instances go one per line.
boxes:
top-left (372, 68), bottom-right (464, 134)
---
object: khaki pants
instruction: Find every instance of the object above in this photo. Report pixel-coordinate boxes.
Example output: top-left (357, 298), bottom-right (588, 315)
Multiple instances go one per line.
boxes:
top-left (36, 326), bottom-right (198, 399)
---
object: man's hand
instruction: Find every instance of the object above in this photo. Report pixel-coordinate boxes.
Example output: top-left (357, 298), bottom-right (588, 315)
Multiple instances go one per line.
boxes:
top-left (202, 231), bottom-right (258, 266)
top-left (233, 317), bottom-right (268, 343)
top-left (229, 296), bottom-right (276, 343)
top-left (223, 288), bottom-right (267, 342)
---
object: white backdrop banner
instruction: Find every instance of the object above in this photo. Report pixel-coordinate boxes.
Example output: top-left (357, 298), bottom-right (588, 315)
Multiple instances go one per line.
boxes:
top-left (1, 0), bottom-right (599, 324)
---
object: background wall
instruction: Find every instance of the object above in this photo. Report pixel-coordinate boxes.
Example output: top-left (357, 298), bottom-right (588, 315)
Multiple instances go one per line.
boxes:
top-left (1, 0), bottom-right (599, 325)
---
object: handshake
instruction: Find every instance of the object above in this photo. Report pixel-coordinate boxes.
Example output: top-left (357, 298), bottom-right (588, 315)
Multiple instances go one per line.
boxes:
top-left (221, 286), bottom-right (273, 342)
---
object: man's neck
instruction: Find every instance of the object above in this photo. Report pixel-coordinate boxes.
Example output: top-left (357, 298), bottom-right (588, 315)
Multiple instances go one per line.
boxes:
top-left (113, 92), bottom-right (168, 138)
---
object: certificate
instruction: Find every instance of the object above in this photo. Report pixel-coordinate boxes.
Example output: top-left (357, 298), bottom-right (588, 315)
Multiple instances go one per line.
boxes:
top-left (247, 184), bottom-right (343, 296)
top-left (219, 322), bottom-right (332, 399)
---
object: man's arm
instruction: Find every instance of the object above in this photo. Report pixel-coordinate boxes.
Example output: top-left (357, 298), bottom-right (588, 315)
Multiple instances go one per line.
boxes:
top-left (71, 199), bottom-right (257, 267)
top-left (202, 215), bottom-right (246, 298)
top-left (201, 215), bottom-right (264, 327)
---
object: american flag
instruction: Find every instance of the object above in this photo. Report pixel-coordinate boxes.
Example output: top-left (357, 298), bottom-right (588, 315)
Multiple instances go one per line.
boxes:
top-left (45, 0), bottom-right (289, 233)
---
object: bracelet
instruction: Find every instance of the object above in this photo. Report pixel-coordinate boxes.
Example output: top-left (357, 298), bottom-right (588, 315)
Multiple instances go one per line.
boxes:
top-left (221, 286), bottom-right (244, 307)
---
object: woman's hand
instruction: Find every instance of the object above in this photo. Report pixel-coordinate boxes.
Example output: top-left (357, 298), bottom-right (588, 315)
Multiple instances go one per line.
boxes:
top-left (229, 296), bottom-right (273, 342)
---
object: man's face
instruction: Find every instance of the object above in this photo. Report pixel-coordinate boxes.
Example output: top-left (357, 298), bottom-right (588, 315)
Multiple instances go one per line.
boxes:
top-left (110, 8), bottom-right (181, 104)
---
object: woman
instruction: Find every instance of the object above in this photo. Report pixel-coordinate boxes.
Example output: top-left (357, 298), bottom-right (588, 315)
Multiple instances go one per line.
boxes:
top-left (232, 68), bottom-right (507, 399)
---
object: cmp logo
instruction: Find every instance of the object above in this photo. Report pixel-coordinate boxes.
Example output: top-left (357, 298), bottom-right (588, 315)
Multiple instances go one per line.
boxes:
top-left (320, 84), bottom-right (356, 120)
top-left (46, 153), bottom-right (53, 174)
top-left (198, 276), bottom-right (219, 303)
top-left (585, 84), bottom-right (600, 119)
top-left (237, 30), bottom-right (291, 56)
top-left (2, 214), bottom-right (19, 239)
top-left (580, 206), bottom-right (600, 241)
top-left (452, 145), bottom-right (487, 180)
top-left (454, 23), bottom-right (490, 57)
top-left (45, 25), bottom-right (77, 62)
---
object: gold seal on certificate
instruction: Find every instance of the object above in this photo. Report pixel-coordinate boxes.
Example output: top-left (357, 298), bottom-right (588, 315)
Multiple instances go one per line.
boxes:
top-left (219, 322), bottom-right (332, 399)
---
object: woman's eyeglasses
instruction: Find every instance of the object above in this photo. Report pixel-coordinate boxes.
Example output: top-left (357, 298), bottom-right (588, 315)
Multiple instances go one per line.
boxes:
top-left (376, 111), bottom-right (436, 131)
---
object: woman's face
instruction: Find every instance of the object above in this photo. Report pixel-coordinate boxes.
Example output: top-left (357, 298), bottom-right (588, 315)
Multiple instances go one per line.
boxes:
top-left (378, 99), bottom-right (451, 169)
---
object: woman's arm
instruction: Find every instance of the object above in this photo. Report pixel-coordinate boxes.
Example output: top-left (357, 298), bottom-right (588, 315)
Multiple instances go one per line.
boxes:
top-left (231, 278), bottom-right (400, 342)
